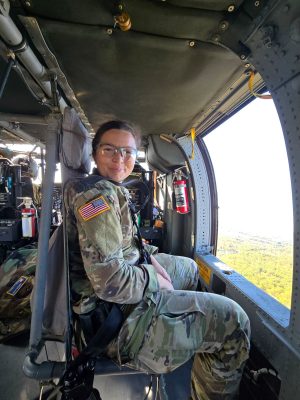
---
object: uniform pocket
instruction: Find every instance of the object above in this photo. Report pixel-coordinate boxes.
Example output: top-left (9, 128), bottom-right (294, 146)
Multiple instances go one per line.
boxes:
top-left (135, 313), bottom-right (197, 373)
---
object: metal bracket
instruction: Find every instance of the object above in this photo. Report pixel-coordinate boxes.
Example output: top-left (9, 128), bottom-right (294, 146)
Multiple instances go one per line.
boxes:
top-left (0, 55), bottom-right (15, 98)
top-left (198, 245), bottom-right (213, 255)
top-left (9, 38), bottom-right (28, 53)
top-left (50, 74), bottom-right (60, 111)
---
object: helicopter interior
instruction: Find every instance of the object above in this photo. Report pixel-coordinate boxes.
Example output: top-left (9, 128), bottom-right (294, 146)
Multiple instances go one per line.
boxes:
top-left (0, 0), bottom-right (300, 399)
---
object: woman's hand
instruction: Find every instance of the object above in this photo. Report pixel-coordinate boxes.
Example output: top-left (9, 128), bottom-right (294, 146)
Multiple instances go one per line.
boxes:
top-left (156, 274), bottom-right (174, 290)
top-left (150, 255), bottom-right (174, 290)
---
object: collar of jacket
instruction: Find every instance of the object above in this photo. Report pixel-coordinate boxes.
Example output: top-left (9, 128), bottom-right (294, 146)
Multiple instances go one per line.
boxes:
top-left (91, 168), bottom-right (123, 186)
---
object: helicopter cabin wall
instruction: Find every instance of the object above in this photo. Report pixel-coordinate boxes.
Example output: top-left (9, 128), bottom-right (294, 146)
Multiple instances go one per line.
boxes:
top-left (146, 134), bottom-right (194, 257)
top-left (161, 172), bottom-right (194, 257)
top-left (245, 2), bottom-right (300, 399)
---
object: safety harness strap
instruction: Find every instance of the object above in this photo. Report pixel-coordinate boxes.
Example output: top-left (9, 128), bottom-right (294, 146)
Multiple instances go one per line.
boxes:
top-left (128, 201), bottom-right (151, 264)
top-left (61, 304), bottom-right (124, 400)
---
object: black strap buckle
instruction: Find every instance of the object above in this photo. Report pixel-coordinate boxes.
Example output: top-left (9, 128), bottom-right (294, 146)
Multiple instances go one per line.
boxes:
top-left (139, 248), bottom-right (152, 264)
top-left (61, 359), bottom-right (102, 400)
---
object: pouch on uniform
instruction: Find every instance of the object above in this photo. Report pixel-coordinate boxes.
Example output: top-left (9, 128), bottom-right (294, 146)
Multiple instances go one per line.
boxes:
top-left (0, 246), bottom-right (37, 342)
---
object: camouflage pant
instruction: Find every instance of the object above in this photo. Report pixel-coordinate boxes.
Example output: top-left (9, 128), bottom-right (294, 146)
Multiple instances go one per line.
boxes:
top-left (153, 253), bottom-right (199, 291)
top-left (130, 254), bottom-right (251, 400)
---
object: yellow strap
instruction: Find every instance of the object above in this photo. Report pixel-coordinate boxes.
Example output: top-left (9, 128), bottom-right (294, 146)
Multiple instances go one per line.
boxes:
top-left (248, 71), bottom-right (272, 99)
top-left (190, 127), bottom-right (196, 160)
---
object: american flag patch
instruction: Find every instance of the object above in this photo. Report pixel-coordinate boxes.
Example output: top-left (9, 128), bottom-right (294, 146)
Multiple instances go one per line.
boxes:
top-left (78, 196), bottom-right (110, 221)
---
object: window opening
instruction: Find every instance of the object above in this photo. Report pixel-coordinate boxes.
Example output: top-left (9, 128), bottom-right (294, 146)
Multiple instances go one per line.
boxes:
top-left (204, 99), bottom-right (293, 309)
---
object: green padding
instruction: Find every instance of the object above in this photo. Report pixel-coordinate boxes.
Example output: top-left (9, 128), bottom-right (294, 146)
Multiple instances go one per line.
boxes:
top-left (39, 19), bottom-right (243, 135)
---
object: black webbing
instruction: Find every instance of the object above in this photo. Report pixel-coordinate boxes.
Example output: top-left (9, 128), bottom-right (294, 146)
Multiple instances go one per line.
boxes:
top-left (70, 304), bottom-right (124, 368)
top-left (128, 201), bottom-right (151, 265)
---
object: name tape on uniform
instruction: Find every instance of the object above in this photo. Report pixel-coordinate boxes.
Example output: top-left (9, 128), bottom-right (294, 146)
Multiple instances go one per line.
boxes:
top-left (7, 276), bottom-right (28, 296)
top-left (78, 195), bottom-right (110, 221)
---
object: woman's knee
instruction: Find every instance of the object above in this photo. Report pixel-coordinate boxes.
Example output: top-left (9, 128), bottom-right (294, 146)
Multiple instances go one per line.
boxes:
top-left (186, 258), bottom-right (199, 290)
top-left (154, 253), bottom-right (198, 290)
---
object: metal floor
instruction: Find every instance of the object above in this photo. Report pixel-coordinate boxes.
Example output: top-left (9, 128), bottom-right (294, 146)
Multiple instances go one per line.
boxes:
top-left (0, 332), bottom-right (192, 400)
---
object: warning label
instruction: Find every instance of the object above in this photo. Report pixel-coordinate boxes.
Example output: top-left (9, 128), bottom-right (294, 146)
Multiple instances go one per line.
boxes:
top-left (196, 259), bottom-right (212, 286)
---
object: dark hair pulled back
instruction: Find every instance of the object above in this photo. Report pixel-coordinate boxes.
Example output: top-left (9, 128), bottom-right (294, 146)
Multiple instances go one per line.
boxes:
top-left (92, 120), bottom-right (141, 156)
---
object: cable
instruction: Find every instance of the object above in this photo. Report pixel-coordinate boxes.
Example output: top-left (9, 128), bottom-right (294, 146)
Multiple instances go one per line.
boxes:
top-left (46, 385), bottom-right (62, 400)
top-left (154, 375), bottom-right (159, 400)
top-left (38, 384), bottom-right (62, 400)
top-left (143, 375), bottom-right (153, 400)
top-left (38, 386), bottom-right (44, 400)
top-left (248, 71), bottom-right (272, 99)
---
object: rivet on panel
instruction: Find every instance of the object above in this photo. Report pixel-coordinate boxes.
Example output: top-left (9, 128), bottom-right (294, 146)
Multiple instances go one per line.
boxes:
top-left (244, 63), bottom-right (250, 68)
top-left (106, 28), bottom-right (113, 35)
top-left (219, 20), bottom-right (229, 31)
top-left (263, 39), bottom-right (272, 48)
top-left (240, 54), bottom-right (246, 60)
top-left (254, 1), bottom-right (260, 7)
top-left (189, 41), bottom-right (195, 47)
top-left (212, 34), bottom-right (221, 42)
top-left (227, 5), bottom-right (235, 12)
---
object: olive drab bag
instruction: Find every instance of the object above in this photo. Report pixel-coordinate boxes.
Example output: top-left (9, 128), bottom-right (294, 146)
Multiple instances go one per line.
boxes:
top-left (0, 246), bottom-right (37, 342)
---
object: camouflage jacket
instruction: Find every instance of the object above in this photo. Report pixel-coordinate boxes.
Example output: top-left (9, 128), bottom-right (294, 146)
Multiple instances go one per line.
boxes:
top-left (64, 176), bottom-right (159, 315)
top-left (0, 246), bottom-right (37, 342)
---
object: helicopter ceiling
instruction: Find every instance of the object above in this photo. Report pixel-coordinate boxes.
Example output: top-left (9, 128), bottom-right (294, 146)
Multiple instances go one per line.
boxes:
top-left (0, 0), bottom-right (267, 143)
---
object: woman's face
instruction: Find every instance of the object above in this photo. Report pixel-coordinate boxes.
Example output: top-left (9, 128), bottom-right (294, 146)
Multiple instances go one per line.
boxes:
top-left (93, 129), bottom-right (137, 182)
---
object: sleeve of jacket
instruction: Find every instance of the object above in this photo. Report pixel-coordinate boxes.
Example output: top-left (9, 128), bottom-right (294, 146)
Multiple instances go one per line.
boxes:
top-left (144, 243), bottom-right (159, 255)
top-left (72, 188), bottom-right (159, 304)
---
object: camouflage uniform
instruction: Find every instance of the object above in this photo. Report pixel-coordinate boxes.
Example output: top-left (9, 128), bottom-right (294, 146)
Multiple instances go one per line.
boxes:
top-left (65, 177), bottom-right (250, 399)
top-left (0, 246), bottom-right (37, 342)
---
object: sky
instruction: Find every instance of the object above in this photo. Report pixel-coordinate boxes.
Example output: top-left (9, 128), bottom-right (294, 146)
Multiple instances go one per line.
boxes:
top-left (204, 98), bottom-right (293, 242)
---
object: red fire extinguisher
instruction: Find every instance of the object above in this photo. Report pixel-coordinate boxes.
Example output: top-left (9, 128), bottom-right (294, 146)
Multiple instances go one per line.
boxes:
top-left (19, 197), bottom-right (37, 238)
top-left (173, 171), bottom-right (189, 214)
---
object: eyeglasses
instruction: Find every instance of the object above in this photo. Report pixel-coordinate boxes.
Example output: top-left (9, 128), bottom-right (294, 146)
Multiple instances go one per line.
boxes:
top-left (98, 143), bottom-right (137, 161)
